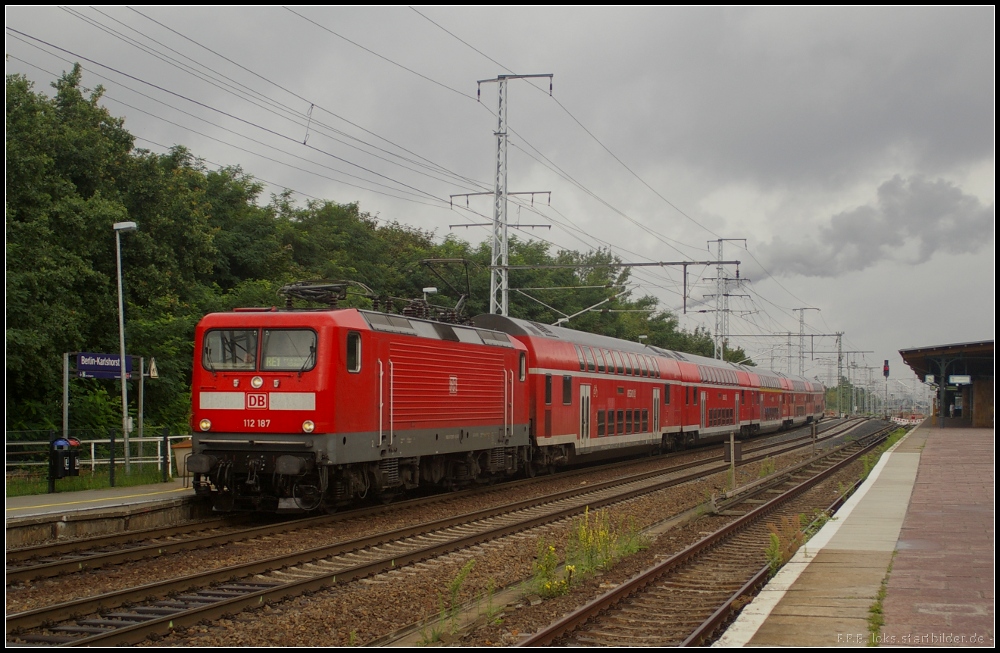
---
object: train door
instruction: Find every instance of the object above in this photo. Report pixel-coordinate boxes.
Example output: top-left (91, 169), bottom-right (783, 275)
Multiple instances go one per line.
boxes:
top-left (652, 387), bottom-right (661, 434)
top-left (579, 384), bottom-right (591, 441)
top-left (734, 393), bottom-right (740, 435)
top-left (700, 390), bottom-right (707, 430)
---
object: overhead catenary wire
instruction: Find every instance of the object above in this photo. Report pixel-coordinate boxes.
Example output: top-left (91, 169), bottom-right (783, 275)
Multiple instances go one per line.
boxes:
top-left (8, 10), bottom-right (795, 345)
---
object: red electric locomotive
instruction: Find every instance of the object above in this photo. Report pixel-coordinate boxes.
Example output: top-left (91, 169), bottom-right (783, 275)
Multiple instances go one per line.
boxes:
top-left (188, 306), bottom-right (531, 512)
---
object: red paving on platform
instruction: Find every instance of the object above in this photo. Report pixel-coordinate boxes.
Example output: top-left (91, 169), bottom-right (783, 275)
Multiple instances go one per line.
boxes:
top-left (881, 427), bottom-right (994, 647)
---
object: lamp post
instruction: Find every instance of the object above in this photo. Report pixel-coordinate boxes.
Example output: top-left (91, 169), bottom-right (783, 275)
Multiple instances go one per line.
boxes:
top-left (114, 221), bottom-right (137, 472)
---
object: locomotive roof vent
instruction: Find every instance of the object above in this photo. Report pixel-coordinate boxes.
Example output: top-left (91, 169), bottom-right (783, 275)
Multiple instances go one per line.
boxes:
top-left (528, 321), bottom-right (558, 337)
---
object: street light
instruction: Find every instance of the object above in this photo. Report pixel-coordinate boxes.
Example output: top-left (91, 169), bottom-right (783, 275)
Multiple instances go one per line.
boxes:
top-left (114, 221), bottom-right (137, 472)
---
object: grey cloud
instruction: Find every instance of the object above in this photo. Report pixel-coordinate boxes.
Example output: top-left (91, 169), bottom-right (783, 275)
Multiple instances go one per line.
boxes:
top-left (759, 175), bottom-right (995, 277)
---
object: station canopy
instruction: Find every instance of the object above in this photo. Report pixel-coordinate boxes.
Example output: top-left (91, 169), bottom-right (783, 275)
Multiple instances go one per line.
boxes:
top-left (899, 340), bottom-right (994, 381)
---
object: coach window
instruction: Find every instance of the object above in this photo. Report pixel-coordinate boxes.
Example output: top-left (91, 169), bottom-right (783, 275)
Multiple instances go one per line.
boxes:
top-left (624, 354), bottom-right (633, 376)
top-left (574, 345), bottom-right (586, 372)
top-left (583, 347), bottom-right (596, 372)
top-left (545, 374), bottom-right (553, 404)
top-left (597, 410), bottom-right (606, 436)
top-left (663, 383), bottom-right (671, 404)
top-left (346, 332), bottom-right (361, 373)
top-left (596, 349), bottom-right (606, 373)
top-left (693, 387), bottom-right (699, 405)
top-left (611, 351), bottom-right (623, 374)
top-left (519, 352), bottom-right (526, 381)
top-left (563, 375), bottom-right (573, 405)
top-left (625, 410), bottom-right (633, 434)
top-left (616, 409), bottom-right (624, 434)
top-left (642, 409), bottom-right (649, 432)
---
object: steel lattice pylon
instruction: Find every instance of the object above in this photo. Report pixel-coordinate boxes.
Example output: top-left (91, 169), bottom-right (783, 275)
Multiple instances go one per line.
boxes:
top-left (477, 74), bottom-right (553, 316)
top-left (489, 77), bottom-right (509, 316)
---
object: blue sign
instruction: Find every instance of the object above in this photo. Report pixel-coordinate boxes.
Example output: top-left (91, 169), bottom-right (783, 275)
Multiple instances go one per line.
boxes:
top-left (77, 352), bottom-right (133, 379)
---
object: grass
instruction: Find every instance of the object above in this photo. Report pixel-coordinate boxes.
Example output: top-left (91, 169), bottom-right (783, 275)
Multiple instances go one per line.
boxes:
top-left (6, 464), bottom-right (172, 497)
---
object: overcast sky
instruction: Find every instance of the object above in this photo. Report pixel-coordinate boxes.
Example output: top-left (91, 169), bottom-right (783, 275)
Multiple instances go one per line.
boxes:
top-left (6, 6), bottom-right (994, 403)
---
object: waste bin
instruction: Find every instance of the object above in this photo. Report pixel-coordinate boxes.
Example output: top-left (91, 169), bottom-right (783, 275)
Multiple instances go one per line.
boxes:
top-left (50, 438), bottom-right (80, 479)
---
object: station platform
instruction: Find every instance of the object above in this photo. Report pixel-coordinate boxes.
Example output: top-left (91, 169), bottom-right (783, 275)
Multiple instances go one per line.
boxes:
top-left (5, 477), bottom-right (204, 547)
top-left (716, 421), bottom-right (994, 647)
top-left (5, 477), bottom-right (191, 519)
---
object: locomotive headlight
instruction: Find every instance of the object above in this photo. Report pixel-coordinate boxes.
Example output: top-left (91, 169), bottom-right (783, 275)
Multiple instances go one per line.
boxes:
top-left (251, 376), bottom-right (264, 389)
top-left (302, 420), bottom-right (315, 433)
top-left (199, 418), bottom-right (212, 432)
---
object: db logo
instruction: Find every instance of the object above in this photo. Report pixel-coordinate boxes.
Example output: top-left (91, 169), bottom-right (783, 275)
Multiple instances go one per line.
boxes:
top-left (246, 393), bottom-right (268, 410)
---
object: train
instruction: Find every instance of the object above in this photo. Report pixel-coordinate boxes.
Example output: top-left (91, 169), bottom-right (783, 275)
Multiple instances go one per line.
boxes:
top-left (187, 293), bottom-right (825, 512)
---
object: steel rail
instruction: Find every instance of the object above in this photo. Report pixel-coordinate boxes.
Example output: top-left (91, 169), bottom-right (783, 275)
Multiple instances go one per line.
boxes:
top-left (518, 424), bottom-right (893, 646)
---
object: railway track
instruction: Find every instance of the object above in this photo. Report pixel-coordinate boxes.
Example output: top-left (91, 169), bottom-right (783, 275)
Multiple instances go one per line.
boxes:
top-left (6, 420), bottom-right (866, 646)
top-left (517, 423), bottom-right (894, 647)
top-left (6, 416), bottom-right (860, 586)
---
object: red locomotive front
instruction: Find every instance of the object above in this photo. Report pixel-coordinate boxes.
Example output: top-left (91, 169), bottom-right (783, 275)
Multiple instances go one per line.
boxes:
top-left (190, 307), bottom-right (531, 512)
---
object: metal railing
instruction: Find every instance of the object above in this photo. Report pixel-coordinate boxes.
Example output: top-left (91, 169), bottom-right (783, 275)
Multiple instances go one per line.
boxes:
top-left (5, 430), bottom-right (192, 484)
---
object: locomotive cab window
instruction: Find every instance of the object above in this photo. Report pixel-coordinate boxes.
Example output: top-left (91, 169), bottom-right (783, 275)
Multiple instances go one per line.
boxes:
top-left (346, 331), bottom-right (361, 373)
top-left (203, 329), bottom-right (258, 371)
top-left (261, 329), bottom-right (317, 371)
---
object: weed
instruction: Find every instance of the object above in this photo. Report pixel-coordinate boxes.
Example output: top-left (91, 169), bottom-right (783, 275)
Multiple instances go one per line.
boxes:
top-left (418, 558), bottom-right (476, 644)
top-left (758, 456), bottom-right (776, 478)
top-left (837, 481), bottom-right (854, 501)
top-left (861, 453), bottom-right (876, 478)
top-left (800, 509), bottom-right (833, 540)
top-left (867, 551), bottom-right (897, 646)
top-left (764, 514), bottom-right (805, 577)
top-left (566, 507), bottom-right (648, 576)
top-left (533, 538), bottom-right (569, 598)
top-left (477, 578), bottom-right (504, 625)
